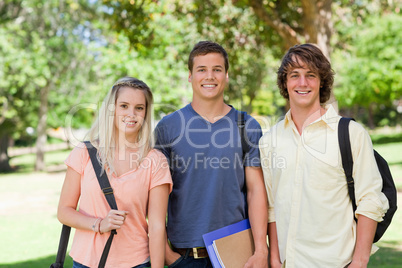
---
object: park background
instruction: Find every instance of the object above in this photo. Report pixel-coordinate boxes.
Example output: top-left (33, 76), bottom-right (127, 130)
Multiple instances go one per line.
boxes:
top-left (0, 0), bottom-right (401, 267)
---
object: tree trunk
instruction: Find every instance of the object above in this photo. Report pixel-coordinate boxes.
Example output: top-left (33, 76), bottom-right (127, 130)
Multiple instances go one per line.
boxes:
top-left (35, 83), bottom-right (50, 171)
top-left (245, 0), bottom-right (337, 110)
top-left (0, 133), bottom-right (12, 172)
top-left (302, 0), bottom-right (336, 108)
top-left (315, 0), bottom-right (333, 58)
top-left (247, 0), bottom-right (299, 51)
top-left (316, 0), bottom-right (337, 109)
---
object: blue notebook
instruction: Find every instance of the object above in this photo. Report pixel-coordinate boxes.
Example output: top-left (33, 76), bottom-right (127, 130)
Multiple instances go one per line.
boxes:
top-left (202, 219), bottom-right (252, 268)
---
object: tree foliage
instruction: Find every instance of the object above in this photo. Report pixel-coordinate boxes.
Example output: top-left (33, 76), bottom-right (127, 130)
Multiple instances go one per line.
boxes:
top-left (232, 0), bottom-right (333, 56)
top-left (99, 1), bottom-right (197, 117)
top-left (333, 12), bottom-right (402, 128)
top-left (0, 0), bottom-right (101, 171)
top-left (0, 0), bottom-right (400, 172)
top-left (101, 0), bottom-right (278, 113)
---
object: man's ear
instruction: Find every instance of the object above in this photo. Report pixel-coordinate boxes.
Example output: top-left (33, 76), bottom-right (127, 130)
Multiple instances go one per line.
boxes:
top-left (188, 71), bottom-right (192, 82)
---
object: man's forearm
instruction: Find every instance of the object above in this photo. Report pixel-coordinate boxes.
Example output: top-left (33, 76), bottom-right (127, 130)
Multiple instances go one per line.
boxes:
top-left (164, 233), bottom-right (181, 265)
top-left (268, 222), bottom-right (282, 267)
top-left (246, 166), bottom-right (269, 254)
top-left (351, 215), bottom-right (377, 267)
top-left (248, 191), bottom-right (269, 253)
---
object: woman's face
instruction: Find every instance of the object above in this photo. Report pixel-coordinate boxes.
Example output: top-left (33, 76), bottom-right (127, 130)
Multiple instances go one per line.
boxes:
top-left (114, 87), bottom-right (146, 143)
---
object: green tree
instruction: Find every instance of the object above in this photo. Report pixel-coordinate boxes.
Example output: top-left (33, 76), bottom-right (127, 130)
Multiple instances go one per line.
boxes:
top-left (174, 0), bottom-right (274, 112)
top-left (102, 0), bottom-right (397, 113)
top-left (101, 0), bottom-right (277, 114)
top-left (100, 0), bottom-right (199, 116)
top-left (333, 13), bottom-right (402, 128)
top-left (0, 0), bottom-right (100, 171)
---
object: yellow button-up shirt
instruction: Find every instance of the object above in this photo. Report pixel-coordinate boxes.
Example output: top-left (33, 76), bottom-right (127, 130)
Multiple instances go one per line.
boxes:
top-left (259, 105), bottom-right (389, 268)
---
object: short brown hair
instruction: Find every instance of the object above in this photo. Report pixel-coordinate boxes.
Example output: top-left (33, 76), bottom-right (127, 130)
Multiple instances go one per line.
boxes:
top-left (277, 43), bottom-right (334, 103)
top-left (188, 41), bottom-right (229, 73)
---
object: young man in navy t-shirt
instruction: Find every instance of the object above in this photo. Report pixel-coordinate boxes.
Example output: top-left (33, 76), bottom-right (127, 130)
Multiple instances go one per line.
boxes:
top-left (155, 41), bottom-right (268, 267)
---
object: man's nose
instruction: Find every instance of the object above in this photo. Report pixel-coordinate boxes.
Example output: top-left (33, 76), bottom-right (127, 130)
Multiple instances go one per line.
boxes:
top-left (299, 75), bottom-right (308, 86)
top-left (206, 70), bottom-right (214, 79)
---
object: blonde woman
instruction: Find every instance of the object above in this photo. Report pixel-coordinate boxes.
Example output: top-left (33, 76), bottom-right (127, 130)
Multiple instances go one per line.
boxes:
top-left (58, 77), bottom-right (172, 268)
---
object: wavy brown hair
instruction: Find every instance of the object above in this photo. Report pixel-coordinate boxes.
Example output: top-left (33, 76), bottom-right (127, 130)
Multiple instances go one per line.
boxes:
top-left (277, 43), bottom-right (334, 104)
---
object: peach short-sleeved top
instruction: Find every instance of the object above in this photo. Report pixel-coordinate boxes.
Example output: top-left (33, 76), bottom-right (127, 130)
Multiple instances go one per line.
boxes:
top-left (65, 144), bottom-right (172, 268)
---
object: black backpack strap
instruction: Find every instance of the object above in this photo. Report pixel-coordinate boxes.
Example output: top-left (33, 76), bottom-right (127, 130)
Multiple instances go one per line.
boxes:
top-left (84, 141), bottom-right (118, 210)
top-left (50, 224), bottom-right (71, 268)
top-left (237, 111), bottom-right (248, 163)
top-left (237, 110), bottom-right (249, 218)
top-left (84, 141), bottom-right (118, 268)
top-left (338, 118), bottom-right (357, 213)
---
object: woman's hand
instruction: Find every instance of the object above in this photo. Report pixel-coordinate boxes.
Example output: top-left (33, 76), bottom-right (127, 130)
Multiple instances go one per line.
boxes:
top-left (99, 209), bottom-right (128, 233)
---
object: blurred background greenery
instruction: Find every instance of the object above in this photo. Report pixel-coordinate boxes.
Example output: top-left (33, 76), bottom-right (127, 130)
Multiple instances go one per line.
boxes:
top-left (0, 0), bottom-right (401, 267)
top-left (0, 0), bottom-right (401, 172)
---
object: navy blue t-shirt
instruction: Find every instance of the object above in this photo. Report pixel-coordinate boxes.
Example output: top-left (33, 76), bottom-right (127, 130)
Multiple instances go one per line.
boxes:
top-left (154, 104), bottom-right (262, 248)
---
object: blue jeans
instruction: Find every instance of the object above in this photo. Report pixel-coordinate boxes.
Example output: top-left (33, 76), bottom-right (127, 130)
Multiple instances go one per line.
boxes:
top-left (168, 249), bottom-right (212, 268)
top-left (73, 260), bottom-right (151, 268)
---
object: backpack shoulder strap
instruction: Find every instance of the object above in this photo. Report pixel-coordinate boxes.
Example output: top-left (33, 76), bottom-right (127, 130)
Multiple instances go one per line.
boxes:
top-left (50, 224), bottom-right (71, 268)
top-left (237, 110), bottom-right (248, 161)
top-left (338, 117), bottom-right (357, 212)
top-left (84, 141), bottom-right (118, 210)
top-left (83, 141), bottom-right (117, 268)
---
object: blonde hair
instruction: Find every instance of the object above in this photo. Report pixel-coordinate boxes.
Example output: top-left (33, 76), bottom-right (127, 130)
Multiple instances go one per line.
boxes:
top-left (87, 77), bottom-right (154, 175)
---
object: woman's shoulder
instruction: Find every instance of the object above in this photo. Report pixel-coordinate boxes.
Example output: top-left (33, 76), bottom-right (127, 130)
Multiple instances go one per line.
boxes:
top-left (68, 142), bottom-right (90, 157)
top-left (65, 142), bottom-right (91, 174)
top-left (139, 149), bottom-right (169, 170)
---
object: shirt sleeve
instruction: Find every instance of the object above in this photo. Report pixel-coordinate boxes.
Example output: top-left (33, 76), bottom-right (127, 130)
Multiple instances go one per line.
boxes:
top-left (244, 115), bottom-right (263, 167)
top-left (154, 120), bottom-right (171, 163)
top-left (350, 122), bottom-right (389, 222)
top-left (149, 150), bottom-right (173, 193)
top-left (64, 143), bottom-right (89, 175)
top-left (259, 131), bottom-right (276, 223)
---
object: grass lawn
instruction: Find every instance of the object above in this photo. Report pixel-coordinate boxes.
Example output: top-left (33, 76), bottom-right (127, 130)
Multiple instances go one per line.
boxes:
top-left (0, 141), bottom-right (401, 267)
top-left (0, 171), bottom-right (74, 267)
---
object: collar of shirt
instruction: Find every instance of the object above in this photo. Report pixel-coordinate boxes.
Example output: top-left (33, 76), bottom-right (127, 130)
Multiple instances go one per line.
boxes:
top-left (284, 104), bottom-right (339, 131)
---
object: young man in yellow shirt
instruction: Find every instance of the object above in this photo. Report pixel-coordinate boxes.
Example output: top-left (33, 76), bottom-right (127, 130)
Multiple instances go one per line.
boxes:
top-left (259, 44), bottom-right (389, 268)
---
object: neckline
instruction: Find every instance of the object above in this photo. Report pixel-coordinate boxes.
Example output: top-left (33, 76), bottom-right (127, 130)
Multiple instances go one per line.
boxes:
top-left (187, 103), bottom-right (234, 125)
top-left (109, 149), bottom-right (155, 179)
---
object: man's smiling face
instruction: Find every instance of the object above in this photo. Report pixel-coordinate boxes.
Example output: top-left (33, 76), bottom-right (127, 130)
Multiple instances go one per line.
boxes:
top-left (286, 58), bottom-right (321, 110)
top-left (189, 52), bottom-right (229, 102)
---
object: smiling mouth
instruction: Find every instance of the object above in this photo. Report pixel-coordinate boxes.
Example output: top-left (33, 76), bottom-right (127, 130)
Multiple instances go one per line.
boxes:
top-left (202, 84), bottom-right (217, 88)
top-left (124, 121), bottom-right (137, 126)
top-left (296, 90), bottom-right (311, 95)
top-left (122, 117), bottom-right (138, 126)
